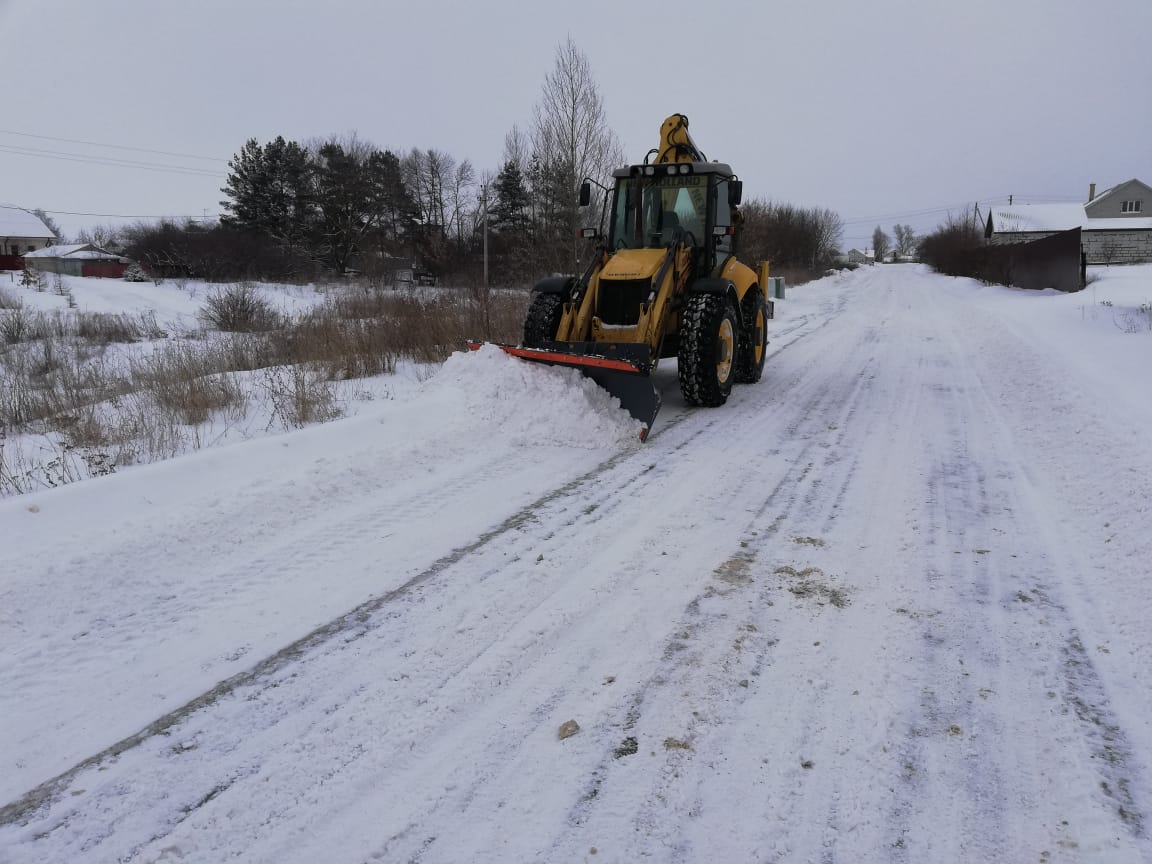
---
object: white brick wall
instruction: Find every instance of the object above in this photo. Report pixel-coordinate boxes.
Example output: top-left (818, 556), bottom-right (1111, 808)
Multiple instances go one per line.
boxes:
top-left (991, 230), bottom-right (1152, 264)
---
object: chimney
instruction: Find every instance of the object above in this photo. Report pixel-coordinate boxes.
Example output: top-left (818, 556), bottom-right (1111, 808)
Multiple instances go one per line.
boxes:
top-left (1089, 182), bottom-right (1096, 202)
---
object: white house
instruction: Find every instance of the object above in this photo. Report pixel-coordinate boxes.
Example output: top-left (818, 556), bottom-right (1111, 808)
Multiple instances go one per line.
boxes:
top-left (0, 208), bottom-right (56, 266)
top-left (986, 179), bottom-right (1152, 264)
top-left (845, 248), bottom-right (875, 266)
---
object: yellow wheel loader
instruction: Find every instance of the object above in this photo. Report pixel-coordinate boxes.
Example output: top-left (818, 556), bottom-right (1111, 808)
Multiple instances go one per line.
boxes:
top-left (474, 114), bottom-right (770, 441)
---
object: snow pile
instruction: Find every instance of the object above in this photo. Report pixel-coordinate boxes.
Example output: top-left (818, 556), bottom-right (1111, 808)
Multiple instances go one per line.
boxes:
top-left (421, 343), bottom-right (646, 448)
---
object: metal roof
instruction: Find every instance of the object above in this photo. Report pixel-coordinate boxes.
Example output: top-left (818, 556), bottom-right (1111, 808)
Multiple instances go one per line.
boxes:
top-left (24, 243), bottom-right (120, 260)
top-left (0, 208), bottom-right (56, 239)
top-left (989, 204), bottom-right (1152, 233)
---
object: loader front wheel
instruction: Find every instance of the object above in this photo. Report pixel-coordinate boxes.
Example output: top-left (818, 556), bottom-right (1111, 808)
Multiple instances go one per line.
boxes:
top-left (523, 293), bottom-right (564, 348)
top-left (734, 288), bottom-right (768, 384)
top-left (678, 293), bottom-right (738, 407)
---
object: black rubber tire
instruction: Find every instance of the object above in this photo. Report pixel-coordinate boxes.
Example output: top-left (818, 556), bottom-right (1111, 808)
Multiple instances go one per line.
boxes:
top-left (523, 293), bottom-right (564, 348)
top-left (734, 288), bottom-right (768, 384)
top-left (678, 293), bottom-right (739, 407)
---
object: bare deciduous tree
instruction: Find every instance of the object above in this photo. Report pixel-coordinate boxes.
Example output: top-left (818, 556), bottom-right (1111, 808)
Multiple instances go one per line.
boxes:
top-left (530, 37), bottom-right (624, 267)
top-left (892, 224), bottom-right (916, 258)
top-left (740, 200), bottom-right (843, 271)
top-left (403, 148), bottom-right (456, 235)
top-left (76, 224), bottom-right (125, 250)
top-left (447, 159), bottom-right (476, 249)
top-left (811, 208), bottom-right (845, 268)
top-left (872, 226), bottom-right (891, 262)
top-left (502, 125), bottom-right (530, 175)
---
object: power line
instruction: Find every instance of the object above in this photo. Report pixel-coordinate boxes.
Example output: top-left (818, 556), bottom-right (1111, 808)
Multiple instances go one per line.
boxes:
top-left (0, 202), bottom-right (217, 220)
top-left (0, 128), bottom-right (227, 163)
top-left (0, 143), bottom-right (225, 178)
top-left (840, 196), bottom-right (1010, 226)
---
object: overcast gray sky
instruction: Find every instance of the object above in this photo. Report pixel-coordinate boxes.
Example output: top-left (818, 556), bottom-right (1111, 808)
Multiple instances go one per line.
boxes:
top-left (3, 0), bottom-right (1150, 247)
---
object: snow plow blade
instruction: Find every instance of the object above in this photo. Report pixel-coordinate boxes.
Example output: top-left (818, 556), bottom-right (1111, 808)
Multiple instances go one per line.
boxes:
top-left (468, 342), bottom-right (661, 441)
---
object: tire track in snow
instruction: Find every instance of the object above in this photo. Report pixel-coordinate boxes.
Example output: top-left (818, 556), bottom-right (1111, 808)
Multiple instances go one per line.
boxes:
top-left (0, 442), bottom-right (649, 830)
top-left (536, 286), bottom-right (889, 862)
top-left (878, 273), bottom-right (1151, 862)
top-left (0, 442), bottom-right (587, 803)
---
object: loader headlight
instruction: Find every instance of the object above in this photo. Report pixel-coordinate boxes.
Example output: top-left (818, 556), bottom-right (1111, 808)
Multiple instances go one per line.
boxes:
top-left (679, 164), bottom-right (690, 174)
top-left (666, 165), bottom-right (676, 175)
top-left (644, 165), bottom-right (655, 176)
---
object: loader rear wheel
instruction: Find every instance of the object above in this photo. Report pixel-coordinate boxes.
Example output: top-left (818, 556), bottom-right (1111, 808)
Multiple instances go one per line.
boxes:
top-left (523, 293), bottom-right (564, 348)
top-left (678, 293), bottom-right (738, 407)
top-left (734, 288), bottom-right (768, 384)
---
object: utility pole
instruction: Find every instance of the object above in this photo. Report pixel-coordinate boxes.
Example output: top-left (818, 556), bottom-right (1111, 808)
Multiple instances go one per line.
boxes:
top-left (481, 183), bottom-right (488, 291)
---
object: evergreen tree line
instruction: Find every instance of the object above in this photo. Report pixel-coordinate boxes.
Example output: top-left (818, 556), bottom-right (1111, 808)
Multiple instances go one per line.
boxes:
top-left (216, 134), bottom-right (479, 278)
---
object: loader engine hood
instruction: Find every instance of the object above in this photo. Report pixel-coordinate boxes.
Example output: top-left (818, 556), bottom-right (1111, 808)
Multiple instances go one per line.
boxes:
top-left (594, 249), bottom-right (669, 327)
top-left (599, 248), bottom-right (667, 282)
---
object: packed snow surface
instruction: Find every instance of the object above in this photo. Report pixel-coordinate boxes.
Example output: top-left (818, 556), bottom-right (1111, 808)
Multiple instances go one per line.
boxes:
top-left (2, 264), bottom-right (1152, 862)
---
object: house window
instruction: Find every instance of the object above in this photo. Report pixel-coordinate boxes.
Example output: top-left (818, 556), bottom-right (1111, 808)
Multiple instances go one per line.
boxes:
top-left (10, 244), bottom-right (19, 255)
top-left (1121, 200), bottom-right (1143, 213)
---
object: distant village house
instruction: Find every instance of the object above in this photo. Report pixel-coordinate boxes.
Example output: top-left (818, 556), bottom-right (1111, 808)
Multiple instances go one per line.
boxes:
top-left (0, 208), bottom-right (56, 269)
top-left (24, 244), bottom-right (130, 278)
top-left (986, 179), bottom-right (1152, 264)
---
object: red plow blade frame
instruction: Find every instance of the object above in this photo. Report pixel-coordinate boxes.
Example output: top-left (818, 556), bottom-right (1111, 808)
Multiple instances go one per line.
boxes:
top-left (467, 342), bottom-right (661, 442)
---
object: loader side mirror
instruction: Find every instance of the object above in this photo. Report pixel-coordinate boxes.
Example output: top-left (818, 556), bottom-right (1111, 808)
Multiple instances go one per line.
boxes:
top-left (728, 180), bottom-right (743, 207)
top-left (579, 181), bottom-right (591, 207)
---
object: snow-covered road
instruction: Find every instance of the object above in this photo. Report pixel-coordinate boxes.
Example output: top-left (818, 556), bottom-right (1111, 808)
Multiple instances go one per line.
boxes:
top-left (3, 265), bottom-right (1151, 862)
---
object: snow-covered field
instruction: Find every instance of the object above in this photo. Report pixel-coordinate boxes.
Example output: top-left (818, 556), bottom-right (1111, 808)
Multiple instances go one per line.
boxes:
top-left (0, 275), bottom-right (454, 494)
top-left (2, 264), bottom-right (1151, 862)
top-left (0, 270), bottom-right (326, 324)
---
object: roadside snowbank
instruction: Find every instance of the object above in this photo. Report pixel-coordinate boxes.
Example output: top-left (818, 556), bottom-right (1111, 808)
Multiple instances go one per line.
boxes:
top-left (429, 344), bottom-right (645, 448)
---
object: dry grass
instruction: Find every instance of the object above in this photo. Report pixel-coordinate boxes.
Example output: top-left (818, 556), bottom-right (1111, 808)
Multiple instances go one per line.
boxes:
top-left (0, 286), bottom-right (23, 310)
top-left (1, 285), bottom-right (529, 495)
top-left (261, 365), bottom-right (340, 430)
top-left (1, 308), bottom-right (165, 346)
top-left (136, 342), bottom-right (248, 426)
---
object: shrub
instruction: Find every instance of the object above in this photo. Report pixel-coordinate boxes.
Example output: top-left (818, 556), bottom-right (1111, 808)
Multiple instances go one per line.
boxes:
top-left (200, 283), bottom-right (283, 332)
top-left (918, 214), bottom-right (985, 278)
top-left (122, 220), bottom-right (319, 283)
top-left (123, 263), bottom-right (150, 282)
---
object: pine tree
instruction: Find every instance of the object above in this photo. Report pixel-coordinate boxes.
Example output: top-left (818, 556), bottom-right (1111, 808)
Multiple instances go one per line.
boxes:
top-left (220, 138), bottom-right (271, 229)
top-left (491, 160), bottom-right (531, 236)
top-left (220, 137), bottom-right (315, 250)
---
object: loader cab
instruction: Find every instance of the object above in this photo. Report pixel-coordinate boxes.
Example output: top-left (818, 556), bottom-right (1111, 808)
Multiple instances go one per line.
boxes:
top-left (607, 163), bottom-right (740, 274)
